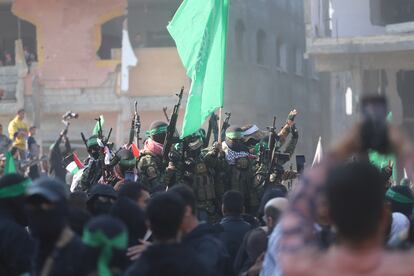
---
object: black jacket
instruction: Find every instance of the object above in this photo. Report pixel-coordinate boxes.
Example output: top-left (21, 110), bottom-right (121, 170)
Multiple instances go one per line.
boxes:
top-left (217, 216), bottom-right (252, 270)
top-left (32, 228), bottom-right (85, 276)
top-left (0, 209), bottom-right (35, 276)
top-left (183, 222), bottom-right (231, 276)
top-left (124, 243), bottom-right (212, 276)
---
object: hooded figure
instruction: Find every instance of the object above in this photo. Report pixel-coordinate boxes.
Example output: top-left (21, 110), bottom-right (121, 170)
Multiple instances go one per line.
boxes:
top-left (82, 215), bottom-right (129, 276)
top-left (25, 177), bottom-right (85, 276)
top-left (86, 184), bottom-right (118, 216)
top-left (0, 174), bottom-right (34, 275)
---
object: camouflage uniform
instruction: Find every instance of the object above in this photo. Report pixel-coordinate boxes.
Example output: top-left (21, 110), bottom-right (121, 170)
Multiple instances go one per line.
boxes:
top-left (221, 127), bottom-right (260, 215)
top-left (77, 136), bottom-right (102, 192)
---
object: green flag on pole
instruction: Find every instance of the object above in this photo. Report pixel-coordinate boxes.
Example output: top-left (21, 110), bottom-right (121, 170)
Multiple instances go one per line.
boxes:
top-left (4, 151), bottom-right (17, 175)
top-left (92, 115), bottom-right (105, 136)
top-left (167, 0), bottom-right (229, 137)
top-left (369, 112), bottom-right (397, 182)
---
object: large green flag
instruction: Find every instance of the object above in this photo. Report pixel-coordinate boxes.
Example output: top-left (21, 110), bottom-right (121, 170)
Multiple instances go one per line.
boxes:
top-left (167, 0), bottom-right (229, 137)
top-left (4, 151), bottom-right (17, 175)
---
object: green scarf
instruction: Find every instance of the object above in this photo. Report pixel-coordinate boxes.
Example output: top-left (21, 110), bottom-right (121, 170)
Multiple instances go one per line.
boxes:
top-left (82, 229), bottom-right (128, 276)
top-left (386, 188), bottom-right (414, 204)
top-left (0, 178), bottom-right (31, 199)
top-left (146, 125), bottom-right (168, 137)
top-left (226, 131), bottom-right (243, 140)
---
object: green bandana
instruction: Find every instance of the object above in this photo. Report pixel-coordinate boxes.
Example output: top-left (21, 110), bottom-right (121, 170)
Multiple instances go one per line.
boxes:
top-left (0, 179), bottom-right (31, 199)
top-left (146, 125), bottom-right (168, 137)
top-left (87, 137), bottom-right (99, 148)
top-left (226, 131), bottom-right (243, 140)
top-left (119, 159), bottom-right (136, 168)
top-left (82, 229), bottom-right (128, 276)
top-left (386, 189), bottom-right (414, 204)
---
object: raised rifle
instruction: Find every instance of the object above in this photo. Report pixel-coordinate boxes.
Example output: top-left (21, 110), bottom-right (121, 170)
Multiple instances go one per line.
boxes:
top-left (95, 117), bottom-right (112, 183)
top-left (163, 87), bottom-right (184, 166)
top-left (204, 113), bottom-right (219, 148)
top-left (134, 101), bottom-right (141, 148)
top-left (220, 112), bottom-right (231, 141)
top-left (162, 107), bottom-right (170, 122)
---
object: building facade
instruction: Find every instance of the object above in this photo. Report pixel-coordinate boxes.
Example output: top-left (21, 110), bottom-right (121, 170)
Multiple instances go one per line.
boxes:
top-left (226, 0), bottom-right (331, 160)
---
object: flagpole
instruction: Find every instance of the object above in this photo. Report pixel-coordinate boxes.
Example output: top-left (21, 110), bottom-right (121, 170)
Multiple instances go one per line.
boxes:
top-left (218, 107), bottom-right (223, 144)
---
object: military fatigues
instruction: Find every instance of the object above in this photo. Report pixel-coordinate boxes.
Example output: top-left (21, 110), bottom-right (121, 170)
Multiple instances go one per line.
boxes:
top-left (137, 151), bottom-right (166, 193)
top-left (254, 124), bottom-right (299, 194)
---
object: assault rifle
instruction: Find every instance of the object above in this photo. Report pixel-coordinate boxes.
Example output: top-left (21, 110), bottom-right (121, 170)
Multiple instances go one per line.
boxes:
top-left (163, 87), bottom-right (184, 166)
top-left (204, 112), bottom-right (219, 148)
top-left (220, 112), bottom-right (231, 141)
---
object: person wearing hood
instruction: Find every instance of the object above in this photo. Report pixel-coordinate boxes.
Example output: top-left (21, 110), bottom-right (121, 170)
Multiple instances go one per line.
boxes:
top-left (86, 184), bottom-right (117, 216)
top-left (137, 121), bottom-right (169, 193)
top-left (25, 177), bottom-right (85, 276)
top-left (170, 184), bottom-right (231, 276)
top-left (0, 173), bottom-right (34, 275)
top-left (82, 215), bottom-right (129, 276)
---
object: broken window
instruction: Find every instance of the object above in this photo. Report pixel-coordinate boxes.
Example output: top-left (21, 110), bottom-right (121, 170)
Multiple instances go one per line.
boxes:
top-left (97, 16), bottom-right (123, 60)
top-left (371, 0), bottom-right (414, 26)
top-left (0, 3), bottom-right (37, 66)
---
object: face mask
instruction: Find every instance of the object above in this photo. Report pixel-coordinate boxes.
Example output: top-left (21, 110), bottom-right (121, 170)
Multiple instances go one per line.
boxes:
top-left (27, 205), bottom-right (66, 243)
top-left (90, 199), bottom-right (113, 216)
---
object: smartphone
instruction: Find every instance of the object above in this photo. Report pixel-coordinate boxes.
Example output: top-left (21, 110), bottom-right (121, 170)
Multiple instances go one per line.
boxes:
top-left (360, 95), bottom-right (390, 153)
top-left (296, 155), bottom-right (306, 174)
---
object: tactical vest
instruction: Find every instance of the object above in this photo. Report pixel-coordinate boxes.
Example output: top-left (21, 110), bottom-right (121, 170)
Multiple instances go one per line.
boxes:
top-left (137, 152), bottom-right (164, 193)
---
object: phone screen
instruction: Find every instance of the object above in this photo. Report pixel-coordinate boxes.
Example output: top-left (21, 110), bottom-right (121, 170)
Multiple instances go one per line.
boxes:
top-left (296, 155), bottom-right (306, 174)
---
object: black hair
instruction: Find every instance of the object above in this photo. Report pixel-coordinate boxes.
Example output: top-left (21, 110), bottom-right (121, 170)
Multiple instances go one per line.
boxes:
top-left (222, 190), bottom-right (244, 216)
top-left (326, 161), bottom-right (385, 243)
top-left (264, 206), bottom-right (282, 223)
top-left (118, 181), bottom-right (147, 202)
top-left (146, 192), bottom-right (185, 241)
top-left (386, 185), bottom-right (414, 218)
top-left (169, 184), bottom-right (197, 215)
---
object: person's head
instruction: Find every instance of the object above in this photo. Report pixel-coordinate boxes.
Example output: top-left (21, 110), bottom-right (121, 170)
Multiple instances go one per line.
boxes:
top-left (264, 197), bottom-right (288, 233)
top-left (225, 126), bottom-right (248, 152)
top-left (0, 173), bottom-right (30, 226)
top-left (169, 184), bottom-right (198, 234)
top-left (87, 184), bottom-right (118, 216)
top-left (25, 177), bottom-right (70, 243)
top-left (29, 126), bottom-right (36, 136)
top-left (241, 124), bottom-right (266, 148)
top-left (16, 108), bottom-right (25, 120)
top-left (326, 161), bottom-right (386, 246)
top-left (222, 190), bottom-right (244, 217)
top-left (146, 192), bottom-right (185, 242)
top-left (258, 187), bottom-right (287, 217)
top-left (148, 121), bottom-right (168, 144)
top-left (118, 181), bottom-right (150, 210)
top-left (184, 129), bottom-right (205, 157)
top-left (113, 149), bottom-right (136, 178)
top-left (385, 185), bottom-right (414, 218)
top-left (82, 215), bottom-right (128, 276)
top-left (87, 135), bottom-right (100, 159)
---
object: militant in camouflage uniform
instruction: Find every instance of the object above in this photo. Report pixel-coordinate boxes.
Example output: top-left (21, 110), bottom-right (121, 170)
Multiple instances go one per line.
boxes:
top-left (221, 126), bottom-right (259, 215)
top-left (253, 110), bottom-right (299, 196)
top-left (169, 130), bottom-right (224, 223)
top-left (137, 121), bottom-right (168, 193)
top-left (77, 135), bottom-right (103, 192)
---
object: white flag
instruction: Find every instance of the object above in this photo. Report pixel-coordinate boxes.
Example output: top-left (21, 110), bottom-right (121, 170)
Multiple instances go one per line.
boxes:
top-left (404, 168), bottom-right (408, 179)
top-left (312, 136), bottom-right (323, 167)
top-left (121, 29), bottom-right (138, 92)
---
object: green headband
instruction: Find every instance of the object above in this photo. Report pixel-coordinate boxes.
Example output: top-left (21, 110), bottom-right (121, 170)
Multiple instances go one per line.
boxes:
top-left (0, 179), bottom-right (31, 199)
top-left (119, 159), bottom-right (136, 168)
top-left (146, 125), bottom-right (168, 137)
top-left (87, 137), bottom-right (98, 148)
top-left (226, 131), bottom-right (243, 140)
top-left (386, 189), bottom-right (414, 204)
top-left (83, 229), bottom-right (128, 276)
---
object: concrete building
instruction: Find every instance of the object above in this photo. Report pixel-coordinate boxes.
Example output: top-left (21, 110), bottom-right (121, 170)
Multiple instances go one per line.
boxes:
top-left (0, 0), bottom-right (330, 162)
top-left (0, 0), bottom-right (188, 155)
top-left (305, 0), bottom-right (414, 145)
top-left (226, 0), bottom-right (331, 160)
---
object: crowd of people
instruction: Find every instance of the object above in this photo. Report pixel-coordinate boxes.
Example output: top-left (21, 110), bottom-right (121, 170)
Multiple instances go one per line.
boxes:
top-left (1, 96), bottom-right (414, 275)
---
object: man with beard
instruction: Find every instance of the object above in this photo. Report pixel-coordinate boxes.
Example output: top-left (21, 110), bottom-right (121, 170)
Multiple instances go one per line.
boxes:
top-left (0, 173), bottom-right (34, 275)
top-left (25, 177), bottom-right (84, 276)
